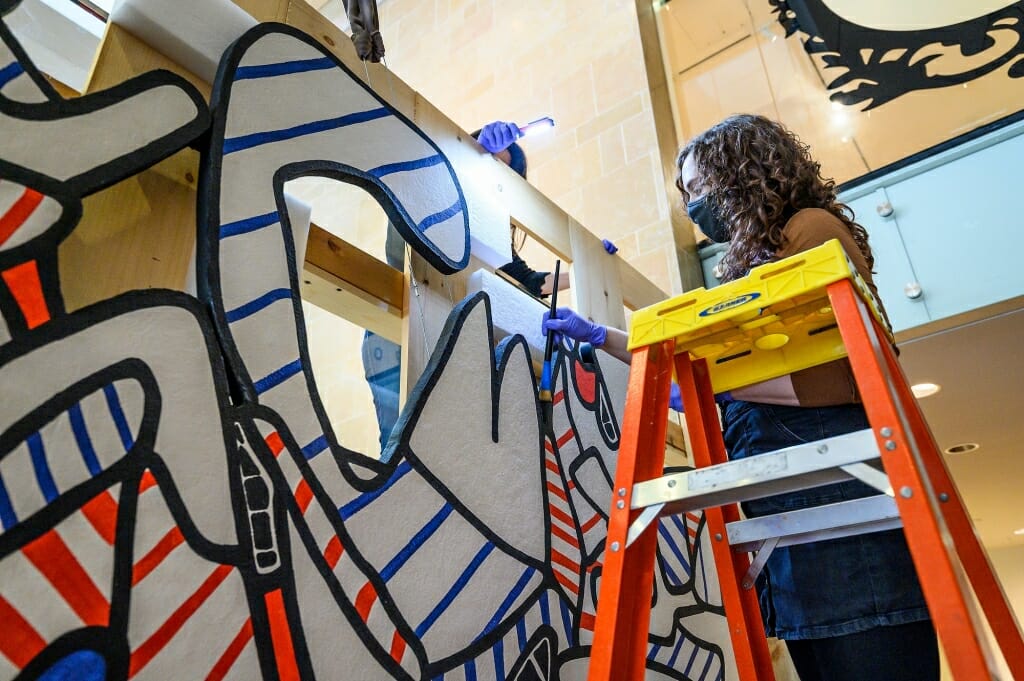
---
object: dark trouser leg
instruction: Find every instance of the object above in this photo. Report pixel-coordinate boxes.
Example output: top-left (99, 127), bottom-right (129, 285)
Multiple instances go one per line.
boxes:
top-left (786, 639), bottom-right (825, 681)
top-left (785, 620), bottom-right (939, 681)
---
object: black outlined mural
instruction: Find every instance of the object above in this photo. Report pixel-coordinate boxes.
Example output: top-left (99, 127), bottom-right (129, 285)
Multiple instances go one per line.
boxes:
top-left (772, 0), bottom-right (1024, 109)
top-left (0, 4), bottom-right (734, 678)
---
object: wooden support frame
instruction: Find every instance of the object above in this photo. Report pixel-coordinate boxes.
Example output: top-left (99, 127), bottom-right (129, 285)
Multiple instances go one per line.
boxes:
top-left (63, 0), bottom-right (682, 458)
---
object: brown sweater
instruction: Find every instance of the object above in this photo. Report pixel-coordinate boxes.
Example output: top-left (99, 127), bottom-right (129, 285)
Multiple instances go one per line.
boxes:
top-left (775, 208), bottom-right (890, 407)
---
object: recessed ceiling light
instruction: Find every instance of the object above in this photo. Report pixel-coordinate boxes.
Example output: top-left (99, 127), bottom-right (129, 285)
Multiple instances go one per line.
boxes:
top-left (944, 442), bottom-right (980, 455)
top-left (1014, 528), bottom-right (1024, 536)
top-left (911, 382), bottom-right (941, 398)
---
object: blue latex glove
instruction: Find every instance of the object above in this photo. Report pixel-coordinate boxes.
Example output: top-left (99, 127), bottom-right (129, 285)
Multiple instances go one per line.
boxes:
top-left (669, 383), bottom-right (683, 412)
top-left (602, 239), bottom-right (618, 255)
top-left (542, 307), bottom-right (608, 347)
top-left (478, 121), bottom-right (522, 153)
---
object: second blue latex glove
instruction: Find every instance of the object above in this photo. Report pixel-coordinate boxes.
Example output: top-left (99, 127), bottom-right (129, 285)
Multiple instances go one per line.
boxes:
top-left (478, 121), bottom-right (522, 153)
top-left (602, 239), bottom-right (618, 255)
top-left (542, 307), bottom-right (608, 347)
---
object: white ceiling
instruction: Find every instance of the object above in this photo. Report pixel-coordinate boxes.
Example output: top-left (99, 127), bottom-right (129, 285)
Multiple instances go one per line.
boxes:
top-left (899, 306), bottom-right (1024, 549)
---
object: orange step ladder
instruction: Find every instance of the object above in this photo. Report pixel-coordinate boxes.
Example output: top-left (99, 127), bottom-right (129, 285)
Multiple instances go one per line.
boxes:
top-left (588, 240), bottom-right (1024, 681)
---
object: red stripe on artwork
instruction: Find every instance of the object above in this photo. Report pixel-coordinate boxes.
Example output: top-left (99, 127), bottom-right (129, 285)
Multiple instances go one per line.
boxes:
top-left (580, 513), bottom-right (602, 533)
top-left (389, 629), bottom-right (407, 663)
top-left (129, 565), bottom-right (233, 677)
top-left (0, 595), bottom-right (47, 668)
top-left (553, 569), bottom-right (580, 596)
top-left (205, 618), bottom-right (254, 681)
top-left (546, 481), bottom-right (568, 503)
top-left (550, 521), bottom-right (580, 549)
top-left (294, 480), bottom-right (314, 513)
top-left (265, 432), bottom-right (284, 457)
top-left (354, 581), bottom-right (378, 622)
top-left (0, 187), bottom-right (43, 247)
top-left (265, 589), bottom-right (301, 681)
top-left (2, 260), bottom-right (49, 329)
top-left (81, 491), bottom-right (118, 545)
top-left (551, 548), bottom-right (580, 573)
top-left (132, 527), bottom-right (185, 586)
top-left (22, 530), bottom-right (108, 626)
top-left (549, 505), bottom-right (574, 528)
top-left (138, 470), bottom-right (158, 494)
top-left (323, 536), bottom-right (344, 569)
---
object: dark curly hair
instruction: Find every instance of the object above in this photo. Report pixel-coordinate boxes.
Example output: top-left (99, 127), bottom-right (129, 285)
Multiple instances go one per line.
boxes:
top-left (676, 114), bottom-right (872, 282)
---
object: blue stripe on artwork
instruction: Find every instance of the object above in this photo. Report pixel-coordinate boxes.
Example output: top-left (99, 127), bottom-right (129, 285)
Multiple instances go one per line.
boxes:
top-left (28, 433), bottom-right (58, 502)
top-left (661, 555), bottom-right (684, 588)
top-left (103, 384), bottom-right (135, 451)
top-left (515, 616), bottom-right (526, 653)
top-left (558, 596), bottom-right (573, 644)
top-left (667, 634), bottom-right (685, 669)
top-left (463, 659), bottom-right (476, 681)
top-left (417, 200), bottom-right (462, 232)
top-left (480, 567), bottom-right (535, 638)
top-left (659, 524), bottom-right (690, 573)
top-left (699, 652), bottom-right (715, 681)
top-left (68, 403), bottom-right (101, 476)
top-left (253, 359), bottom-right (302, 395)
top-left (220, 211), bottom-right (280, 239)
top-left (379, 503), bottom-right (454, 582)
top-left (647, 644), bottom-right (661, 661)
top-left (338, 460), bottom-right (413, 520)
top-left (235, 57), bottom-right (335, 80)
top-left (0, 61), bottom-right (23, 89)
top-left (0, 473), bottom-right (17, 530)
top-left (368, 154), bottom-right (445, 178)
top-left (223, 107), bottom-right (391, 155)
top-left (539, 591), bottom-right (550, 628)
top-left (684, 643), bottom-right (700, 677)
top-left (300, 434), bottom-right (328, 460)
top-left (492, 638), bottom-right (504, 679)
top-left (415, 542), bottom-right (496, 638)
top-left (671, 514), bottom-right (690, 543)
top-left (225, 288), bottom-right (292, 323)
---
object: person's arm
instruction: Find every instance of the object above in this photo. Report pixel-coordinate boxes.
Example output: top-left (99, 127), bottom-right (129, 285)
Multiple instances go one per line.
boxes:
top-left (597, 326), bottom-right (632, 365)
top-left (540, 271), bottom-right (571, 296)
top-left (541, 308), bottom-right (631, 364)
top-left (542, 308), bottom-right (801, 404)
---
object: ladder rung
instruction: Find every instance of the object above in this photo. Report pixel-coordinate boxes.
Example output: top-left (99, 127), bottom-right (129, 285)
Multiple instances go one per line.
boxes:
top-left (631, 428), bottom-right (879, 515)
top-left (727, 494), bottom-right (902, 553)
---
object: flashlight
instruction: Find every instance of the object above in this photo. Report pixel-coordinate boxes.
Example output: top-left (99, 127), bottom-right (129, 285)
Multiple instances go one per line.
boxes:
top-left (518, 116), bottom-right (555, 137)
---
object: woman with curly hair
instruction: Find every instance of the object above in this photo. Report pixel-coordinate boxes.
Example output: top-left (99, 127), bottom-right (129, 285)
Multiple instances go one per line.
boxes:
top-left (543, 114), bottom-right (939, 681)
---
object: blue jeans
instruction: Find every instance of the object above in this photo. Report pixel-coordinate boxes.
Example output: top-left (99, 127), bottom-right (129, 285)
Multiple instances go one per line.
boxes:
top-left (361, 331), bottom-right (401, 456)
top-left (721, 400), bottom-right (931, 640)
top-left (360, 223), bottom-right (406, 457)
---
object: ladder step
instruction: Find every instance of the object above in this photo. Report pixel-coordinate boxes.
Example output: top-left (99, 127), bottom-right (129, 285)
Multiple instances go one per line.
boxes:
top-left (727, 494), bottom-right (902, 553)
top-left (632, 428), bottom-right (880, 515)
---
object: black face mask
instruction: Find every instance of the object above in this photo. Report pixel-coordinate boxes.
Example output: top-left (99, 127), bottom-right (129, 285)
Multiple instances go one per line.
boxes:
top-left (687, 194), bottom-right (730, 243)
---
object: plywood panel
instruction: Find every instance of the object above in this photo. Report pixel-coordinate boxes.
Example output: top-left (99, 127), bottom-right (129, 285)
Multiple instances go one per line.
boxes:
top-left (569, 219), bottom-right (626, 330)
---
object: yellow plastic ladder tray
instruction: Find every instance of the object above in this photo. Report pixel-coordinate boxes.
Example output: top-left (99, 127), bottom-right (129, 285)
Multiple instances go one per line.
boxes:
top-left (628, 239), bottom-right (890, 393)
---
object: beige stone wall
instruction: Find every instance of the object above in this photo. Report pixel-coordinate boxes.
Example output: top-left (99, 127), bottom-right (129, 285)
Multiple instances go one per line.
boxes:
top-left (340, 0), bottom-right (681, 295)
